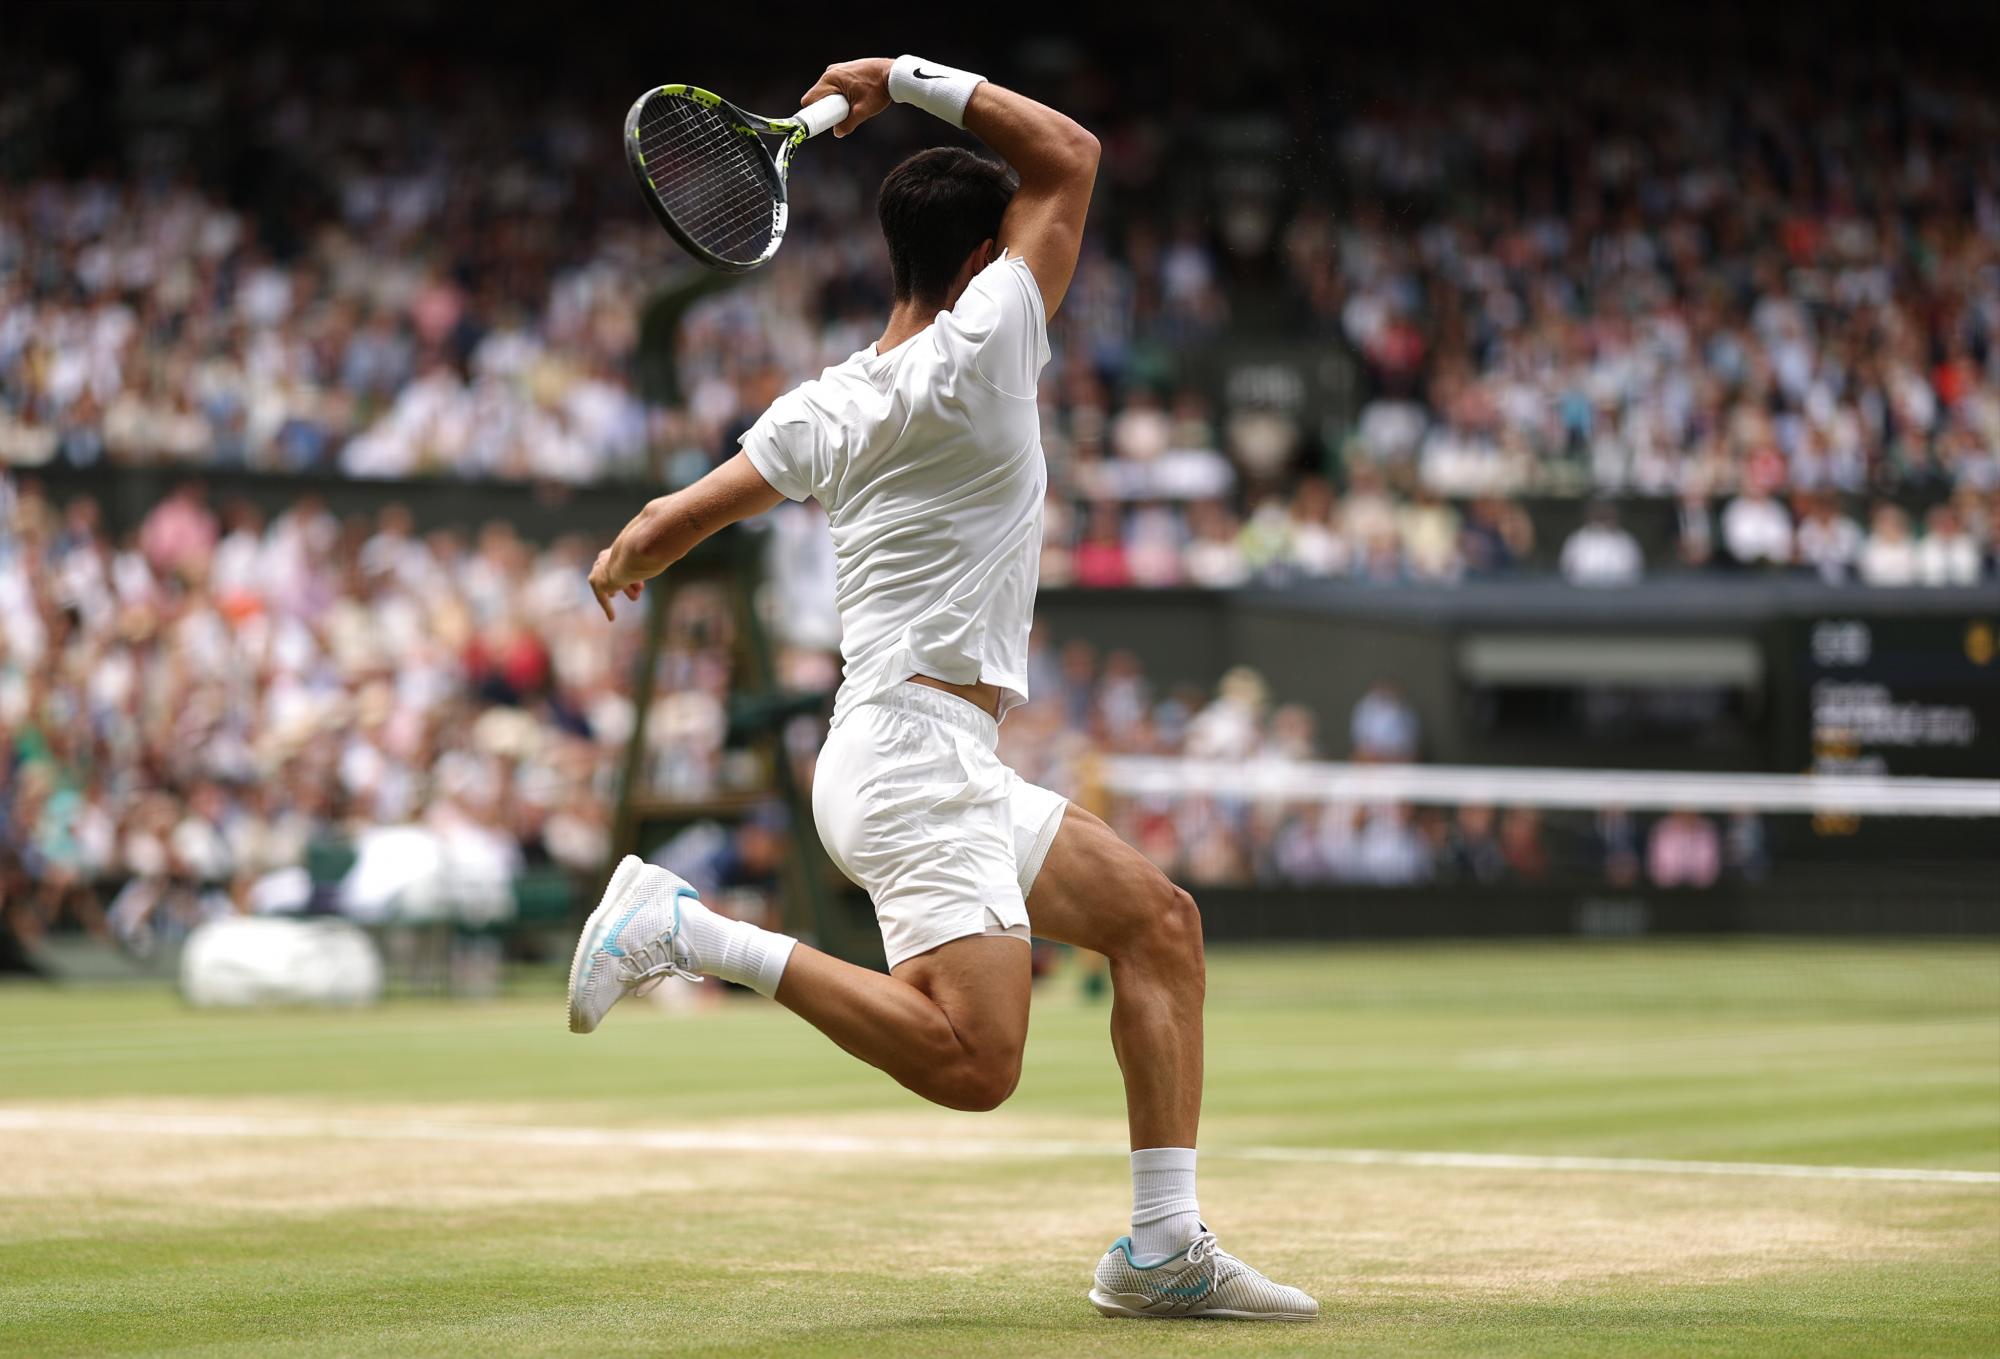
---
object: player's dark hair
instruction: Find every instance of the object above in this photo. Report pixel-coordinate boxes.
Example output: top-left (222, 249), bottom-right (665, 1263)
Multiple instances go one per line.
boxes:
top-left (877, 147), bottom-right (1017, 302)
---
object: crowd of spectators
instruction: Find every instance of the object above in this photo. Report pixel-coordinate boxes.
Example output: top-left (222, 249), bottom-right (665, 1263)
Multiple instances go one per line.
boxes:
top-left (1558, 487), bottom-right (1998, 586)
top-left (4, 472), bottom-right (1785, 947)
top-left (1302, 68), bottom-right (2000, 503)
top-left (0, 475), bottom-right (762, 947)
top-left (4, 32), bottom-right (1996, 588)
top-left (0, 157), bottom-right (655, 484)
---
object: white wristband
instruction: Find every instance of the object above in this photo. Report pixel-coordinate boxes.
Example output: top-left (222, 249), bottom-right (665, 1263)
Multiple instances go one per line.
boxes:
top-left (887, 54), bottom-right (986, 129)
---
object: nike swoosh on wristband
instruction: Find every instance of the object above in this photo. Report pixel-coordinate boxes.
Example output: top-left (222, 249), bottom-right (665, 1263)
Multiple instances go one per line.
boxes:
top-left (913, 69), bottom-right (946, 80)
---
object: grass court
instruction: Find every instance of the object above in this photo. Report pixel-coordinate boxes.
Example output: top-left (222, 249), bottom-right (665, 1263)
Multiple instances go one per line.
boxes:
top-left (2, 940), bottom-right (1996, 1357)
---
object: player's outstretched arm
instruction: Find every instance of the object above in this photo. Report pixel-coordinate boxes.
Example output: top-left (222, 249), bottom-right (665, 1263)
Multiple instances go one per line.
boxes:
top-left (587, 451), bottom-right (782, 620)
top-left (799, 56), bottom-right (1099, 318)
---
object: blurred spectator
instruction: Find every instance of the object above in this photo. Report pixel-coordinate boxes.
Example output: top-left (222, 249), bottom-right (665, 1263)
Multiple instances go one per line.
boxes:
top-left (1461, 497), bottom-right (1534, 577)
top-left (1184, 501), bottom-right (1251, 588)
top-left (1795, 495), bottom-right (1864, 584)
top-left (1187, 668), bottom-right (1269, 761)
top-left (1721, 487), bottom-right (1794, 568)
top-left (1398, 489), bottom-right (1462, 582)
top-left (1443, 804), bottom-right (1508, 884)
top-left (1285, 478), bottom-right (1351, 577)
top-left (1723, 810), bottom-right (1770, 882)
top-left (651, 802), bottom-right (790, 938)
top-left (1350, 682), bottom-right (1419, 762)
top-left (1559, 502), bottom-right (1645, 587)
top-left (1354, 804), bottom-right (1431, 885)
top-left (1675, 492), bottom-right (1717, 569)
top-left (1859, 505), bottom-right (1920, 587)
top-left (1498, 809), bottom-right (1549, 882)
top-left (1596, 807), bottom-right (1641, 887)
top-left (1073, 504), bottom-right (1134, 588)
top-left (1917, 506), bottom-right (1981, 587)
top-left (1648, 809), bottom-right (1722, 889)
top-left (138, 481), bottom-right (218, 580)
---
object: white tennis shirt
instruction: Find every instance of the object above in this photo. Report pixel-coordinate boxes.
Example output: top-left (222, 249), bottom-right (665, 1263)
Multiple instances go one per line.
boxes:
top-left (742, 252), bottom-right (1051, 724)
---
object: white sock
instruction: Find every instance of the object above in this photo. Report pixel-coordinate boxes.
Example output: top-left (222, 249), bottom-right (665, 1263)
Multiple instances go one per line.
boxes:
top-left (677, 895), bottom-right (796, 998)
top-left (1130, 1146), bottom-right (1202, 1261)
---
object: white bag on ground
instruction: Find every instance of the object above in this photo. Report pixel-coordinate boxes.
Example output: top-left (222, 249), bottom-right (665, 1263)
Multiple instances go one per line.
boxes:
top-left (180, 916), bottom-right (384, 1008)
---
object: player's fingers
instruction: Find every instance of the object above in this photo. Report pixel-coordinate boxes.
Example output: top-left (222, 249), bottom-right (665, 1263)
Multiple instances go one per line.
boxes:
top-left (799, 78), bottom-right (841, 109)
top-left (832, 94), bottom-right (873, 138)
top-left (623, 582), bottom-right (643, 600)
top-left (593, 586), bottom-right (616, 621)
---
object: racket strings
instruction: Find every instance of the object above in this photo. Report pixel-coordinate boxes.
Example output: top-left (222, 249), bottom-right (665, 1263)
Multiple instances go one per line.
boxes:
top-left (637, 96), bottom-right (781, 264)
top-left (639, 100), bottom-right (775, 247)
top-left (642, 108), bottom-right (773, 252)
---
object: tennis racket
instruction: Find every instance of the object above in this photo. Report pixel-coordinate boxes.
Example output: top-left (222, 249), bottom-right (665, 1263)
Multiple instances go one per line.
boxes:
top-left (624, 85), bottom-right (850, 273)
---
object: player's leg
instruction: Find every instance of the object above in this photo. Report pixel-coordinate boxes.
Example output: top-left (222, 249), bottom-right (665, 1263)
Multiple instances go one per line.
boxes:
top-left (775, 934), bottom-right (1030, 1111)
top-left (1023, 801), bottom-right (1318, 1320)
top-left (1023, 803), bottom-right (1203, 1148)
top-left (567, 863), bottom-right (1030, 1110)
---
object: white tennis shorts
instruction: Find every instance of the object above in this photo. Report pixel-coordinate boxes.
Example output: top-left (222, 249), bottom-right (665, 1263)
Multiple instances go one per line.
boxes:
top-left (812, 683), bottom-right (1068, 969)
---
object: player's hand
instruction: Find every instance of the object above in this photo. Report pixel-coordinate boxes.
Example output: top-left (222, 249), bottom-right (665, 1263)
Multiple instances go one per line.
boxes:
top-left (588, 547), bottom-right (646, 622)
top-left (800, 58), bottom-right (892, 138)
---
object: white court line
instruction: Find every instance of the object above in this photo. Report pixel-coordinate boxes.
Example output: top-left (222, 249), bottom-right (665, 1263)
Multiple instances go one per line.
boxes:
top-left (0, 1107), bottom-right (1993, 1186)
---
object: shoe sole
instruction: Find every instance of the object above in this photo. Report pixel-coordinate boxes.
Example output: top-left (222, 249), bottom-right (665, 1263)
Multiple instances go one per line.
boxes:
top-left (1087, 1288), bottom-right (1316, 1322)
top-left (566, 855), bottom-right (645, 1035)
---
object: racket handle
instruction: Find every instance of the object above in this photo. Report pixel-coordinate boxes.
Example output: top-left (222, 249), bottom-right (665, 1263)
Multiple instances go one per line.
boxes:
top-left (797, 93), bottom-right (850, 139)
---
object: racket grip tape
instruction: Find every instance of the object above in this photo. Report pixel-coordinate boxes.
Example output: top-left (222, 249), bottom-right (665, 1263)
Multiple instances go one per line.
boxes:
top-left (798, 94), bottom-right (850, 139)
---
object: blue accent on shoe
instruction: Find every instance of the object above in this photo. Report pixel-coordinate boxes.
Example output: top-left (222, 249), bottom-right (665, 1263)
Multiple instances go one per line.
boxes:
top-left (582, 883), bottom-right (697, 966)
top-left (594, 894), bottom-right (652, 959)
top-left (1107, 1236), bottom-right (1194, 1269)
top-left (605, 884), bottom-right (700, 961)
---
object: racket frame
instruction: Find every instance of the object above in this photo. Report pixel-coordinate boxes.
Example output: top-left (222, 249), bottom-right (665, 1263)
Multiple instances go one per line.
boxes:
top-left (624, 85), bottom-right (845, 273)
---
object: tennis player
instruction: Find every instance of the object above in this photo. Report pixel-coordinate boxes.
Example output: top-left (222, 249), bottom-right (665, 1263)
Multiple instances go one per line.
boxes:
top-left (572, 55), bottom-right (1317, 1322)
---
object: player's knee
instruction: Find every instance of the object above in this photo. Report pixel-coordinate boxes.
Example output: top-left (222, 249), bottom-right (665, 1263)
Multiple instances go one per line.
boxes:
top-left (1135, 873), bottom-right (1198, 951)
top-left (1158, 883), bottom-right (1205, 970)
top-left (1101, 873), bottom-right (1203, 977)
top-left (958, 1063), bottom-right (1021, 1113)
top-left (931, 1052), bottom-right (1021, 1112)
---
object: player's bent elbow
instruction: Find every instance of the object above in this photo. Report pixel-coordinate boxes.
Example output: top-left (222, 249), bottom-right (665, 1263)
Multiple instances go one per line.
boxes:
top-left (1063, 125), bottom-right (1101, 179)
top-left (1024, 123), bottom-right (1098, 187)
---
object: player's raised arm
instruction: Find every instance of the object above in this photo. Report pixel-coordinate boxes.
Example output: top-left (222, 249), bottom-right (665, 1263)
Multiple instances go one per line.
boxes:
top-left (799, 56), bottom-right (1099, 318)
top-left (587, 451), bottom-right (782, 620)
top-left (955, 74), bottom-right (1098, 319)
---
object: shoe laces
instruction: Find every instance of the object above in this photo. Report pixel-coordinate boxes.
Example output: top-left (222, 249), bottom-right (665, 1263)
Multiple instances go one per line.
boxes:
top-left (1184, 1231), bottom-right (1246, 1280)
top-left (615, 929), bottom-right (700, 997)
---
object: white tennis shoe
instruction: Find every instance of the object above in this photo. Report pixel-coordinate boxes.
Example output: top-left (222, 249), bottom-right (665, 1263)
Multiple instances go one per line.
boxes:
top-left (567, 855), bottom-right (704, 1034)
top-left (1088, 1228), bottom-right (1318, 1321)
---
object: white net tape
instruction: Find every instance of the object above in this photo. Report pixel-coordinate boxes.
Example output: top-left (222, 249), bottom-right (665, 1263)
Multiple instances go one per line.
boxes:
top-left (1099, 757), bottom-right (2000, 818)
